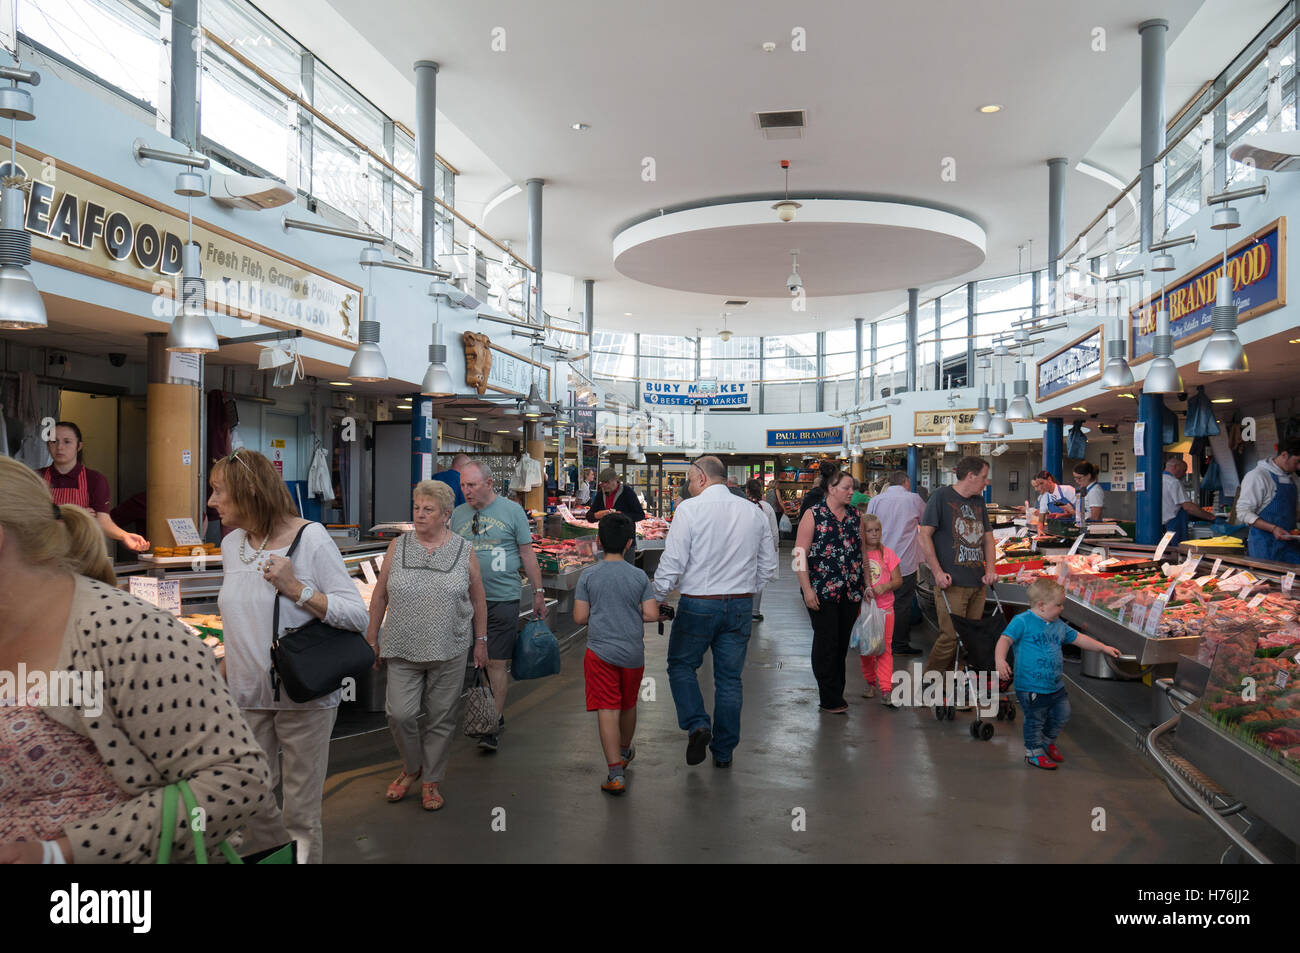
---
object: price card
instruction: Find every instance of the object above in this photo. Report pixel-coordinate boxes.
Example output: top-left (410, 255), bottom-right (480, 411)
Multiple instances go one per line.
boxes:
top-left (1276, 670), bottom-right (1291, 690)
top-left (1146, 597), bottom-right (1168, 634)
top-left (1248, 593), bottom-right (1267, 609)
top-left (1222, 565), bottom-right (1236, 579)
top-left (167, 518), bottom-right (203, 547)
top-left (1211, 557), bottom-right (1223, 576)
top-left (1068, 533), bottom-right (1086, 555)
top-left (128, 577), bottom-right (182, 616)
top-left (1239, 585), bottom-right (1254, 602)
top-left (1284, 572), bottom-right (1295, 593)
top-left (1182, 554), bottom-right (1202, 579)
top-left (1131, 603), bottom-right (1148, 630)
top-left (1134, 422), bottom-right (1146, 455)
top-left (1056, 560), bottom-right (1069, 583)
top-left (1134, 471), bottom-right (1146, 492)
top-left (1153, 531), bottom-right (1176, 561)
top-left (360, 560), bottom-right (378, 585)
top-left (1117, 605), bottom-right (1129, 624)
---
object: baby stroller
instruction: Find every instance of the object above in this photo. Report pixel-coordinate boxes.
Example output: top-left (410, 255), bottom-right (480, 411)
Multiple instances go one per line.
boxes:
top-left (933, 587), bottom-right (1015, 741)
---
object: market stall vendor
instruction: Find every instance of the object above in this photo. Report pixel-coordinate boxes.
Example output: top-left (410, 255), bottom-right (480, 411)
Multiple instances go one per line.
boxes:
top-left (1238, 438), bottom-right (1300, 564)
top-left (39, 421), bottom-right (149, 552)
top-left (590, 467), bottom-right (646, 521)
top-left (1161, 455), bottom-right (1216, 545)
top-left (1070, 461), bottom-right (1105, 528)
top-left (1029, 469), bottom-right (1076, 531)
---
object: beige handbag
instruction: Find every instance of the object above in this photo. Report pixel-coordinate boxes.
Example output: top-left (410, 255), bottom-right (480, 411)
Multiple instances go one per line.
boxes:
top-left (462, 668), bottom-right (498, 737)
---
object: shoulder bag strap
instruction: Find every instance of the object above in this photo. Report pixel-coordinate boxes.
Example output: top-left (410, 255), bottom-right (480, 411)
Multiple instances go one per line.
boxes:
top-left (270, 522), bottom-right (314, 701)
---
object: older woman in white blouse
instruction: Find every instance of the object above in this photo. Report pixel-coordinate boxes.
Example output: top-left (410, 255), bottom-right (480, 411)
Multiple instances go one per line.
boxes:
top-left (210, 449), bottom-right (369, 864)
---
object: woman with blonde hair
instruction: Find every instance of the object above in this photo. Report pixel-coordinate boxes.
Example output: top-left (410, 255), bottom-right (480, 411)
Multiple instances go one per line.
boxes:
top-left (210, 448), bottom-right (369, 864)
top-left (366, 480), bottom-right (488, 811)
top-left (0, 457), bottom-right (277, 863)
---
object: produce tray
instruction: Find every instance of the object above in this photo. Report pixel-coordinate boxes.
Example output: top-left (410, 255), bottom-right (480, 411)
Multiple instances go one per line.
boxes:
top-left (539, 567), bottom-right (586, 591)
top-left (1061, 597), bottom-right (1200, 665)
top-left (1175, 706), bottom-right (1300, 845)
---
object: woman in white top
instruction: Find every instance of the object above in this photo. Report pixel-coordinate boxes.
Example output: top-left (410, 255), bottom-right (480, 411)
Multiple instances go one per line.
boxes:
top-left (210, 449), bottom-right (369, 864)
top-left (1070, 461), bottom-right (1105, 527)
top-left (746, 478), bottom-right (780, 623)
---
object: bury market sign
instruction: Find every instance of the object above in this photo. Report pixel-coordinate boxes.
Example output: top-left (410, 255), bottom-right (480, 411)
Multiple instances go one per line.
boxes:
top-left (2, 144), bottom-right (361, 347)
top-left (848, 416), bottom-right (891, 444)
top-left (1037, 326), bottom-right (1104, 402)
top-left (914, 410), bottom-right (980, 437)
top-left (642, 380), bottom-right (751, 408)
top-left (1130, 218), bottom-right (1285, 362)
top-left (767, 427), bottom-right (844, 448)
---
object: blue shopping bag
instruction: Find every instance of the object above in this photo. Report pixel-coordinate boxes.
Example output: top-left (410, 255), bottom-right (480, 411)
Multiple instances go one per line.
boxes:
top-left (512, 619), bottom-right (561, 680)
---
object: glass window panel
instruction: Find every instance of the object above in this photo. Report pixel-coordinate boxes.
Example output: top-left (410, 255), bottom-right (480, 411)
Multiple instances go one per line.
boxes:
top-left (20, 0), bottom-right (161, 106)
top-left (313, 62), bottom-right (385, 158)
top-left (202, 0), bottom-right (301, 91)
top-left (941, 315), bottom-right (967, 358)
top-left (394, 128), bottom-right (418, 180)
top-left (311, 127), bottom-right (367, 221)
top-left (640, 334), bottom-right (695, 359)
top-left (825, 328), bottom-right (856, 354)
top-left (975, 274), bottom-right (1033, 312)
top-left (824, 351), bottom-right (856, 377)
top-left (940, 285), bottom-right (968, 320)
top-left (200, 53), bottom-right (290, 179)
top-left (700, 337), bottom-right (760, 360)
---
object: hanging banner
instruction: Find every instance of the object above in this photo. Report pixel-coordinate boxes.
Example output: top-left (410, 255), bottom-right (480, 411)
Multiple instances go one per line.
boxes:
top-left (914, 410), bottom-right (980, 437)
top-left (767, 427), bottom-right (844, 448)
top-left (641, 380), bottom-right (751, 408)
top-left (1130, 218), bottom-right (1285, 361)
top-left (0, 144), bottom-right (362, 348)
top-left (849, 416), bottom-right (891, 443)
top-left (1036, 327), bottom-right (1104, 401)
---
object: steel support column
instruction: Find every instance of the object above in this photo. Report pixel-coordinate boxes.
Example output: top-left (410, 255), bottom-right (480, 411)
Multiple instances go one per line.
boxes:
top-left (1137, 393), bottom-right (1165, 544)
top-left (1047, 157), bottom-right (1067, 309)
top-left (414, 60), bottom-right (440, 270)
top-left (1139, 20), bottom-right (1168, 251)
top-left (905, 288), bottom-right (919, 393)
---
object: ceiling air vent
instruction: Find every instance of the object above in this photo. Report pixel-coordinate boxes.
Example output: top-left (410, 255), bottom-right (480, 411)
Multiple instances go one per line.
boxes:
top-left (754, 109), bottom-right (806, 140)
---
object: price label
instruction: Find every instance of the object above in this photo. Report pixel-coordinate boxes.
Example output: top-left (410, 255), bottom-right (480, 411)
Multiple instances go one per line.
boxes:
top-left (1276, 670), bottom-right (1291, 690)
top-left (360, 561), bottom-right (378, 585)
top-left (1131, 603), bottom-right (1148, 630)
top-left (1153, 531), bottom-right (1176, 561)
top-left (167, 518), bottom-right (203, 547)
top-left (1182, 555), bottom-right (1202, 579)
top-left (1211, 557), bottom-right (1223, 576)
top-left (1248, 593), bottom-right (1266, 609)
top-left (1222, 565), bottom-right (1236, 579)
top-left (1056, 560), bottom-right (1069, 583)
top-left (1284, 572), bottom-right (1295, 593)
top-left (128, 577), bottom-right (182, 616)
top-left (1239, 585), bottom-right (1254, 602)
top-left (1146, 597), bottom-right (1168, 633)
top-left (1117, 605), bottom-right (1128, 624)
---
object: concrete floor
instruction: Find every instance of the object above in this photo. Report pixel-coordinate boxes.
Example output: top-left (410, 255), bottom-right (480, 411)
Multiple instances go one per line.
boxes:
top-left (321, 547), bottom-right (1227, 863)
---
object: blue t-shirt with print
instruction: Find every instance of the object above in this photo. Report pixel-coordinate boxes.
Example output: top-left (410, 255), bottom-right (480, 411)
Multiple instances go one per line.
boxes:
top-left (1002, 610), bottom-right (1078, 694)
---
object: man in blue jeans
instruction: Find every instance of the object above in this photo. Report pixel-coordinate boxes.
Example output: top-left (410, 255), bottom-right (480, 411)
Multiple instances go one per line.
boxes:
top-left (653, 456), bottom-right (778, 767)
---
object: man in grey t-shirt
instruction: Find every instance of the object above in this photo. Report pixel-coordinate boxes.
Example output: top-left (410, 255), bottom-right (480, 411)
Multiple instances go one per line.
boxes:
top-left (573, 514), bottom-right (661, 795)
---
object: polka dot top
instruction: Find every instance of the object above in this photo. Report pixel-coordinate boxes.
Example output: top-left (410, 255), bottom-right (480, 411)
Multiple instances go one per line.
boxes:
top-left (40, 576), bottom-right (277, 863)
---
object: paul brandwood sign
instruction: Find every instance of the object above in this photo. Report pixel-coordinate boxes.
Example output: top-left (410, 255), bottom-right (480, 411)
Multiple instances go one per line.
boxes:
top-left (1130, 218), bottom-right (1285, 361)
top-left (642, 380), bottom-right (751, 408)
top-left (767, 427), bottom-right (844, 448)
top-left (848, 416), bottom-right (891, 443)
top-left (1037, 326), bottom-right (1104, 402)
top-left (1, 144), bottom-right (361, 347)
top-left (914, 410), bottom-right (980, 437)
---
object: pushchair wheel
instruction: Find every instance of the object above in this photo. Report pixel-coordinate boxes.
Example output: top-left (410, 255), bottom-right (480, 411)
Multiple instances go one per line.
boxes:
top-left (979, 722), bottom-right (995, 741)
top-left (968, 720), bottom-right (980, 738)
top-left (945, 706), bottom-right (955, 720)
top-left (934, 706), bottom-right (946, 721)
top-left (1006, 705), bottom-right (1016, 721)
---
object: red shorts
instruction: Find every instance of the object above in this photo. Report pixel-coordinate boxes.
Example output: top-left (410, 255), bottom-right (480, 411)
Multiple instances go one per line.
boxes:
top-left (584, 649), bottom-right (644, 711)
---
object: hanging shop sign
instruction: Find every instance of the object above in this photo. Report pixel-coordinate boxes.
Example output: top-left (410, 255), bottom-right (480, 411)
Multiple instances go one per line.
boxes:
top-left (1036, 326), bottom-right (1104, 402)
top-left (641, 380), bottom-right (751, 408)
top-left (1, 145), bottom-right (361, 348)
top-left (483, 341), bottom-right (551, 400)
top-left (1130, 218), bottom-right (1285, 362)
top-left (848, 416), bottom-right (891, 443)
top-left (573, 407), bottom-right (596, 437)
top-left (913, 410), bottom-right (980, 437)
top-left (767, 427), bottom-right (844, 448)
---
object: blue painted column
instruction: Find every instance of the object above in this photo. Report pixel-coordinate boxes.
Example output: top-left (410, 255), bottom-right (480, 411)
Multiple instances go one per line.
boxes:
top-left (1043, 418), bottom-right (1064, 481)
top-left (1136, 393), bottom-right (1165, 544)
top-left (412, 396), bottom-right (434, 495)
top-left (907, 445), bottom-right (919, 491)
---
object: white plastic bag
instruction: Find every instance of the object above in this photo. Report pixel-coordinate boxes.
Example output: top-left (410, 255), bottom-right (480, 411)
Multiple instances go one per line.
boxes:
top-left (851, 598), bottom-right (887, 657)
top-left (778, 514), bottom-right (792, 535)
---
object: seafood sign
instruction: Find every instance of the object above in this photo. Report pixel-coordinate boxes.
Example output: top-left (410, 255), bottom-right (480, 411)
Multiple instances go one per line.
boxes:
top-left (1037, 328), bottom-right (1103, 401)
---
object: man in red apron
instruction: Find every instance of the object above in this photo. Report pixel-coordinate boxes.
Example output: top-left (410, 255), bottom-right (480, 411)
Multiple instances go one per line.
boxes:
top-left (39, 421), bottom-right (149, 553)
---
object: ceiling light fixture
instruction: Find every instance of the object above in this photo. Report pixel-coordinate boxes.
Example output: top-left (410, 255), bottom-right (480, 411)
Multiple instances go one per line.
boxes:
top-left (571, 122), bottom-right (590, 131)
top-left (1072, 406), bottom-right (1087, 413)
top-left (0, 65), bottom-right (47, 330)
top-left (1144, 264), bottom-right (1183, 394)
top-left (330, 381), bottom-right (352, 387)
top-left (978, 104), bottom-right (1002, 114)
top-left (718, 313), bottom-right (733, 342)
top-left (349, 251), bottom-right (388, 381)
top-left (166, 190), bottom-right (218, 352)
top-left (1211, 397), bottom-right (1233, 404)
top-left (1099, 282), bottom-right (1135, 389)
top-left (971, 354), bottom-right (992, 433)
top-left (987, 345), bottom-right (1013, 437)
top-left (1199, 196), bottom-right (1251, 375)
top-left (772, 159), bottom-right (802, 222)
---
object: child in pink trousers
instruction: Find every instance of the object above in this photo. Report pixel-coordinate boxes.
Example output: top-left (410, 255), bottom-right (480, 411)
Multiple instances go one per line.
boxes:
top-left (859, 514), bottom-right (903, 706)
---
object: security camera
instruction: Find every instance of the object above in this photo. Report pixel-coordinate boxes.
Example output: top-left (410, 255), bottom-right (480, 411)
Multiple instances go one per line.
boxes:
top-left (787, 272), bottom-right (803, 294)
top-left (108, 353), bottom-right (127, 367)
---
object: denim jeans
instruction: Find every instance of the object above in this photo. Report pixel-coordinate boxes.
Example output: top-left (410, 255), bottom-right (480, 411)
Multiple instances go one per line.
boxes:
top-left (666, 596), bottom-right (753, 761)
top-left (1016, 687), bottom-right (1071, 755)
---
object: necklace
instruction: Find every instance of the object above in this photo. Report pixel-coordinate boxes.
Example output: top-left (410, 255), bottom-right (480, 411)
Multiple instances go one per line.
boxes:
top-left (238, 530), bottom-right (270, 565)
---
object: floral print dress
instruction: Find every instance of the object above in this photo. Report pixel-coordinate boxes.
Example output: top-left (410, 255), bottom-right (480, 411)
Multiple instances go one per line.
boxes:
top-left (808, 502), bottom-right (864, 604)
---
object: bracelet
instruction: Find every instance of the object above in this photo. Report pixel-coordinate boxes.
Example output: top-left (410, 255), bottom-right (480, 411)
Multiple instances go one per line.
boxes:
top-left (475, 636), bottom-right (488, 642)
top-left (42, 839), bottom-right (66, 864)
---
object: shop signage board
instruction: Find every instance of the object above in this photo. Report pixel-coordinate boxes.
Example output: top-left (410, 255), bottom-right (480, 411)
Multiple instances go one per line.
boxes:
top-left (485, 342), bottom-right (551, 400)
top-left (1, 145), bottom-right (362, 348)
top-left (913, 410), bottom-right (979, 437)
top-left (641, 380), bottom-right (751, 408)
top-left (767, 427), bottom-right (844, 448)
top-left (1036, 326), bottom-right (1103, 402)
top-left (848, 416), bottom-right (891, 443)
top-left (1130, 218), bottom-right (1286, 361)
top-left (573, 407), bottom-right (596, 437)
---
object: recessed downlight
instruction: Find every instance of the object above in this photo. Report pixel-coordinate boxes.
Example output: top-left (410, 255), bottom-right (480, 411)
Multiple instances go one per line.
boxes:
top-left (979, 104), bottom-right (1003, 114)
top-left (496, 429), bottom-right (510, 433)
top-left (1211, 397), bottom-right (1233, 404)
top-left (461, 416), bottom-right (477, 422)
top-left (330, 381), bottom-right (352, 387)
top-left (571, 122), bottom-right (590, 131)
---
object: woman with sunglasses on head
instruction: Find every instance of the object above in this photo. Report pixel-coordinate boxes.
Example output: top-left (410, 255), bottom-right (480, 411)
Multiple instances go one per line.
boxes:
top-left (39, 421), bottom-right (149, 554)
top-left (209, 449), bottom-right (369, 864)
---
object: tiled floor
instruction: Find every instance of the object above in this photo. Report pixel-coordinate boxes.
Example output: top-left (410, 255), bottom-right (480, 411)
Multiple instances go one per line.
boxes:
top-left (321, 547), bottom-right (1226, 863)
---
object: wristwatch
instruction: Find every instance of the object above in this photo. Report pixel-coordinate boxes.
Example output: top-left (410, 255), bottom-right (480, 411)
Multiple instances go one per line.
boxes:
top-left (295, 585), bottom-right (315, 607)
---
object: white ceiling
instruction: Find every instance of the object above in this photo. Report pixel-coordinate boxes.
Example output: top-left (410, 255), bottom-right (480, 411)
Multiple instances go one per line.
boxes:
top-left (267, 0), bottom-right (1281, 336)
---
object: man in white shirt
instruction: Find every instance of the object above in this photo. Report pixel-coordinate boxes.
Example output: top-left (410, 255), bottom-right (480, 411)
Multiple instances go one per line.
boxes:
top-left (1161, 455), bottom-right (1216, 545)
top-left (866, 470), bottom-right (926, 655)
top-left (1237, 439), bottom-right (1300, 564)
top-left (654, 455), bottom-right (777, 768)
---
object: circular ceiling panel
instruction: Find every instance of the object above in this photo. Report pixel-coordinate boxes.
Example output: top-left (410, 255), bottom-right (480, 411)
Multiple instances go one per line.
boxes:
top-left (612, 199), bottom-right (986, 298)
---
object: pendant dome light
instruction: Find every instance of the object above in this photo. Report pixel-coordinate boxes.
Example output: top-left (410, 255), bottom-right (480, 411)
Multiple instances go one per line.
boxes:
top-left (987, 345), bottom-right (1012, 437)
top-left (0, 67), bottom-right (46, 330)
top-left (1006, 336), bottom-right (1034, 422)
top-left (349, 251), bottom-right (387, 381)
top-left (771, 159), bottom-right (802, 222)
top-left (1143, 251), bottom-right (1182, 394)
top-left (166, 177), bottom-right (218, 353)
top-left (971, 354), bottom-right (992, 433)
top-left (1099, 282), bottom-right (1135, 389)
top-left (1198, 208), bottom-right (1249, 375)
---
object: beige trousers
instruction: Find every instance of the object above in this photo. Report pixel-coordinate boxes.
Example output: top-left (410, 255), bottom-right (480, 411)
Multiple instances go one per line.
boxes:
top-left (385, 650), bottom-right (470, 783)
top-left (926, 585), bottom-right (987, 676)
top-left (242, 706), bottom-right (337, 864)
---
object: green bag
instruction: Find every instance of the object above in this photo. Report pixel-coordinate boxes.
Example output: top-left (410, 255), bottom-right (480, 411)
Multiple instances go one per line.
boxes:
top-left (156, 779), bottom-right (294, 865)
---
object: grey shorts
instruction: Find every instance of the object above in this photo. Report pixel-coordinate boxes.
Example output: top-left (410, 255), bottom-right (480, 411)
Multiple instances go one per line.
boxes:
top-left (485, 600), bottom-right (520, 661)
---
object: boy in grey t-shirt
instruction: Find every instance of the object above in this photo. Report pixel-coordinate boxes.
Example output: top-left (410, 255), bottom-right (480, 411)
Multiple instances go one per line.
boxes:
top-left (573, 514), bottom-right (660, 795)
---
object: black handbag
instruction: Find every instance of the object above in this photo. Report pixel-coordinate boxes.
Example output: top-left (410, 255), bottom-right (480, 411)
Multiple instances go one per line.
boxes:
top-left (269, 523), bottom-right (375, 703)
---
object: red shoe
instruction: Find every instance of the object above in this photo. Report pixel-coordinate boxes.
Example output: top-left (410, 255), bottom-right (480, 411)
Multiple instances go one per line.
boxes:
top-left (1046, 743), bottom-right (1065, 763)
top-left (1025, 754), bottom-right (1058, 770)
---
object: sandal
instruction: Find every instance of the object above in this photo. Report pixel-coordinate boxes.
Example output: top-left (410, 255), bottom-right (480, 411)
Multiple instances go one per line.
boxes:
top-left (421, 782), bottom-right (445, 811)
top-left (386, 768), bottom-right (421, 802)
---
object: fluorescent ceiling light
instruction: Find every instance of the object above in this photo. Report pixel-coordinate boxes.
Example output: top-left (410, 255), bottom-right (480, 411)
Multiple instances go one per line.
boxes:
top-left (978, 104), bottom-right (1002, 114)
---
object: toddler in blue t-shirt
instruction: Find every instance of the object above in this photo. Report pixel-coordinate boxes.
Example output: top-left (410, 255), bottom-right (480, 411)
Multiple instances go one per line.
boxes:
top-left (995, 578), bottom-right (1121, 770)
